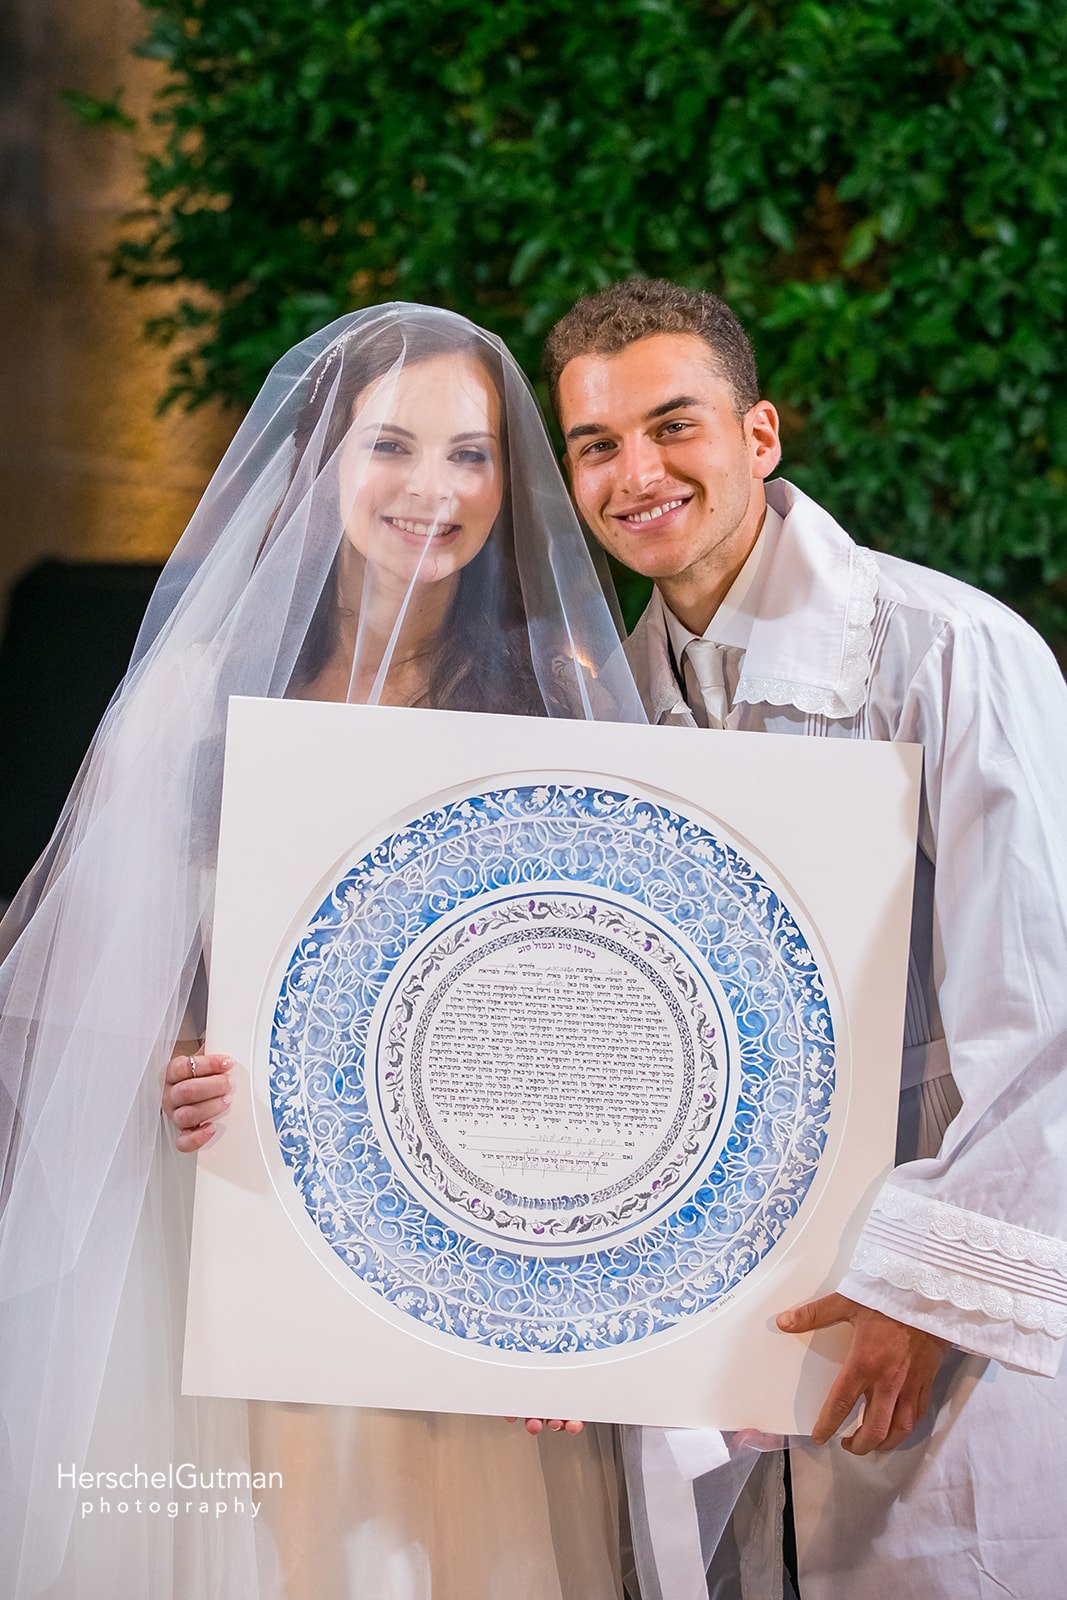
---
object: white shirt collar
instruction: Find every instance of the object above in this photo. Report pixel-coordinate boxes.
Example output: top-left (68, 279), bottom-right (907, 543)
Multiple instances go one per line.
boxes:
top-left (661, 504), bottom-right (782, 667)
top-left (628, 481), bottom-right (879, 722)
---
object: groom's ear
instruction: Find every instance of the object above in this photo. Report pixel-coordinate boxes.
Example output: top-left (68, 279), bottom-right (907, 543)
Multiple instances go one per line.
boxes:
top-left (746, 400), bottom-right (782, 480)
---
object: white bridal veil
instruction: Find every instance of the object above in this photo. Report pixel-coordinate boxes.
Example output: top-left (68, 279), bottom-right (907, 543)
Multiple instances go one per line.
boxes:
top-left (0, 305), bottom-right (647, 1599)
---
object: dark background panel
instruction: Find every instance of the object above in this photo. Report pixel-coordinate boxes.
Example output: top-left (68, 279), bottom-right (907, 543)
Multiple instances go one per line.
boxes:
top-left (0, 560), bottom-right (161, 898)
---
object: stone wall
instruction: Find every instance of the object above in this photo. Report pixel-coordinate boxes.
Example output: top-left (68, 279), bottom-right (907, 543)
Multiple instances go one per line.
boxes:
top-left (0, 0), bottom-right (235, 630)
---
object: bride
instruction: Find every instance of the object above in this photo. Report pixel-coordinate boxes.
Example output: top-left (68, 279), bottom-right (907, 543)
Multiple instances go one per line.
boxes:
top-left (0, 305), bottom-right (644, 1599)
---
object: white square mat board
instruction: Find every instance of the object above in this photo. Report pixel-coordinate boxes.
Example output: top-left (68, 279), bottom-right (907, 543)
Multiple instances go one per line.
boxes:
top-left (183, 697), bottom-right (921, 1432)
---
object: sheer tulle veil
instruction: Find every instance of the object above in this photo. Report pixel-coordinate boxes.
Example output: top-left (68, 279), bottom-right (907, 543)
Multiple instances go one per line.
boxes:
top-left (0, 304), bottom-right (644, 1598)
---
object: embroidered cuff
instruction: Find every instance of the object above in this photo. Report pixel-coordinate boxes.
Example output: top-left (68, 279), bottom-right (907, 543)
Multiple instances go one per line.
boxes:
top-left (849, 1183), bottom-right (1067, 1340)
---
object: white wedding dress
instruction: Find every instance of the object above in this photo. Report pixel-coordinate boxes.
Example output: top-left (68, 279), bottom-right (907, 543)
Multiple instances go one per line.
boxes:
top-left (46, 1138), bottom-right (623, 1600)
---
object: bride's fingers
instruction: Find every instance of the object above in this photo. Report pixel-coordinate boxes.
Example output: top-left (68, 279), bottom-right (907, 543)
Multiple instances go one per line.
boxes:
top-left (174, 1120), bottom-right (220, 1153)
top-left (171, 1092), bottom-right (231, 1130)
top-left (510, 1417), bottom-right (586, 1436)
top-left (162, 1078), bottom-right (232, 1137)
top-left (163, 1056), bottom-right (233, 1113)
top-left (166, 1070), bottom-right (231, 1104)
top-left (162, 1055), bottom-right (235, 1150)
top-left (165, 1052), bottom-right (233, 1085)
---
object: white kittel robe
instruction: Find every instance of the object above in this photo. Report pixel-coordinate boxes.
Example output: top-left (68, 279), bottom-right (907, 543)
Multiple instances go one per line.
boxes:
top-left (622, 479), bottom-right (1067, 1600)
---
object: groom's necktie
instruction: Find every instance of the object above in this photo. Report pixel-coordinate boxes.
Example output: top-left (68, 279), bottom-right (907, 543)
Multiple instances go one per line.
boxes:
top-left (682, 638), bottom-right (729, 729)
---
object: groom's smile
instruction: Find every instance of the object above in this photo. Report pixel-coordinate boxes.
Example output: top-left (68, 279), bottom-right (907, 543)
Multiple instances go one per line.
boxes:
top-left (614, 495), bottom-right (692, 529)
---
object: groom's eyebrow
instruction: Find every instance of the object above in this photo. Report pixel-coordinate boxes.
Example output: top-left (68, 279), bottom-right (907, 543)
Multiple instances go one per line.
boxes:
top-left (646, 395), bottom-right (703, 419)
top-left (565, 395), bottom-right (704, 442)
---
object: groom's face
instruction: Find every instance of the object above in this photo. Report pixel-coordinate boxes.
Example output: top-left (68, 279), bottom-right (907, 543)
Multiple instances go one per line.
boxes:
top-left (558, 334), bottom-right (779, 593)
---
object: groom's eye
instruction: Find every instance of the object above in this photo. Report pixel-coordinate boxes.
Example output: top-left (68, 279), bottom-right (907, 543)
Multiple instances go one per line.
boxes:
top-left (580, 439), bottom-right (616, 458)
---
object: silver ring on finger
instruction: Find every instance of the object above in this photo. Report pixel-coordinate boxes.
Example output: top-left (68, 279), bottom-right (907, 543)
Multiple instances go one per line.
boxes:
top-left (189, 1055), bottom-right (198, 1078)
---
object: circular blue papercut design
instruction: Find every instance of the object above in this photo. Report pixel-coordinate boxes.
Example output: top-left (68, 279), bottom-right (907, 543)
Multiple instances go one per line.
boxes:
top-left (269, 781), bottom-right (835, 1353)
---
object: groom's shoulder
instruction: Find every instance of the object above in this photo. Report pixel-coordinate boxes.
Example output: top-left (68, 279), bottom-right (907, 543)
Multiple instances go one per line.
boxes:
top-left (872, 546), bottom-right (1029, 640)
top-left (778, 481), bottom-right (1044, 658)
top-left (873, 552), bottom-right (1063, 712)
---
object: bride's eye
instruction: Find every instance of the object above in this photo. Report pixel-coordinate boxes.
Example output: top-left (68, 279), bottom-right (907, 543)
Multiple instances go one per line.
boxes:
top-left (452, 447), bottom-right (490, 465)
top-left (369, 436), bottom-right (409, 455)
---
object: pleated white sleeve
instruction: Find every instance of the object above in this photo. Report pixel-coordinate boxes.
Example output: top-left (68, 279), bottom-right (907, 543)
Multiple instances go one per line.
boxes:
top-left (838, 603), bottom-right (1067, 1375)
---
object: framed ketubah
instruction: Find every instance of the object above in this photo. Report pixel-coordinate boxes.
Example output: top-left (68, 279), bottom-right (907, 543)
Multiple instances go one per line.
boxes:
top-left (183, 698), bottom-right (921, 1432)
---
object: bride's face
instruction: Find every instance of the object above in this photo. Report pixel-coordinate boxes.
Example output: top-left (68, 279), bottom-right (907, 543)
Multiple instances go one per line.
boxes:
top-left (341, 351), bottom-right (504, 587)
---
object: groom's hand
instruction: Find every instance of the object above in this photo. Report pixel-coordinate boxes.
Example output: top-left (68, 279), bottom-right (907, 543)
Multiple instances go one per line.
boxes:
top-left (777, 1293), bottom-right (948, 1454)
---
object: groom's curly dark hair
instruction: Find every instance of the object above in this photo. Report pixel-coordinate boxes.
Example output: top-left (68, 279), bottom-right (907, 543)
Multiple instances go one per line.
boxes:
top-left (543, 277), bottom-right (760, 421)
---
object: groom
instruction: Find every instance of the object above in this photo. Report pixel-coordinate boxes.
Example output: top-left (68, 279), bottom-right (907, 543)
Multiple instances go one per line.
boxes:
top-left (542, 278), bottom-right (1067, 1597)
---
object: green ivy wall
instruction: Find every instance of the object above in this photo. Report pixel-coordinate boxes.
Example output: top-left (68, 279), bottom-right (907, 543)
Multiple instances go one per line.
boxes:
top-left (86, 0), bottom-right (1067, 640)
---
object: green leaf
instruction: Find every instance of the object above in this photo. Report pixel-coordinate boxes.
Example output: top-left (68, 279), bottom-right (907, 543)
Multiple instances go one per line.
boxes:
top-left (508, 232), bottom-right (550, 286)
top-left (61, 88), bottom-right (136, 130)
top-left (842, 218), bottom-right (881, 268)
top-left (757, 197), bottom-right (794, 252)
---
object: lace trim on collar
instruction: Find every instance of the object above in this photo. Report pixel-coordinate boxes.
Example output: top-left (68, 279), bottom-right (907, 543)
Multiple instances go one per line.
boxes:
top-left (735, 544), bottom-right (879, 720)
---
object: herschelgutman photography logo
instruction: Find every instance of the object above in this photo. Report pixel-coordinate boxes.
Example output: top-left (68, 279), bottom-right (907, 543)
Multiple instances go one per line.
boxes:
top-left (58, 1462), bottom-right (283, 1521)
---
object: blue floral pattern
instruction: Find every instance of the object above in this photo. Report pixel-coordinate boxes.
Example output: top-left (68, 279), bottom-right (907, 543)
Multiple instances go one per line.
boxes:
top-left (269, 782), bottom-right (835, 1353)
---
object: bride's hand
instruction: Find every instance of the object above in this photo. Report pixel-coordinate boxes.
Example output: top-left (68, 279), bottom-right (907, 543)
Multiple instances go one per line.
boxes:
top-left (162, 1052), bottom-right (234, 1152)
top-left (505, 1417), bottom-right (586, 1436)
